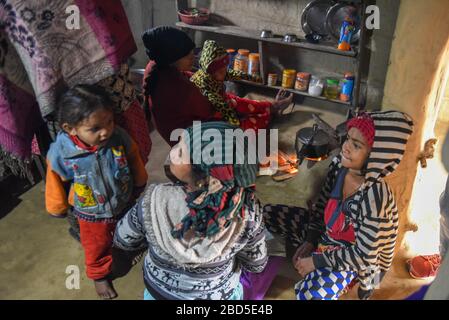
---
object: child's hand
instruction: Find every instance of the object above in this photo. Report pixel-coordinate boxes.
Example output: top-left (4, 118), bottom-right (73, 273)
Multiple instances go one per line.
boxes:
top-left (295, 256), bottom-right (316, 277)
top-left (292, 241), bottom-right (315, 265)
top-left (272, 89), bottom-right (294, 116)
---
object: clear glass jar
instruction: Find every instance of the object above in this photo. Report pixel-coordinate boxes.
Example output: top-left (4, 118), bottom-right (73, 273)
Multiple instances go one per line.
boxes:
top-left (248, 53), bottom-right (260, 77)
top-left (324, 78), bottom-right (340, 100)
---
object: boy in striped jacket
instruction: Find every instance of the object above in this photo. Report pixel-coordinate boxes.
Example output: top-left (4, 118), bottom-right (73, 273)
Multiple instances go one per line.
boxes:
top-left (263, 111), bottom-right (413, 300)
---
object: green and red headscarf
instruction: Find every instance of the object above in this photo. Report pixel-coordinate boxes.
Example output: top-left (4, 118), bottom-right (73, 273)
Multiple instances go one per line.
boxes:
top-left (171, 121), bottom-right (259, 239)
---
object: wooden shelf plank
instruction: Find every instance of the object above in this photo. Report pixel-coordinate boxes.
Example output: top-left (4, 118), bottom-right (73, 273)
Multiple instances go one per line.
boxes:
top-left (176, 22), bottom-right (358, 58)
top-left (234, 80), bottom-right (352, 106)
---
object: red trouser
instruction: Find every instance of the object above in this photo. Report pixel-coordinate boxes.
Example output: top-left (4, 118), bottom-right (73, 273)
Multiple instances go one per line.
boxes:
top-left (78, 218), bottom-right (116, 280)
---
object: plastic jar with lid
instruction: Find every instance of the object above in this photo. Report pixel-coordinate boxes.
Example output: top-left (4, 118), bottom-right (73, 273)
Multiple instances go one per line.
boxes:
top-left (308, 76), bottom-right (324, 96)
top-left (295, 72), bottom-right (311, 91)
top-left (324, 78), bottom-right (340, 100)
top-left (248, 53), bottom-right (260, 77)
top-left (233, 49), bottom-right (250, 73)
top-left (282, 69), bottom-right (296, 89)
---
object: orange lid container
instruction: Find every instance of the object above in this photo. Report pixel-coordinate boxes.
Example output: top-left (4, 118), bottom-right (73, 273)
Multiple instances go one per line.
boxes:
top-left (237, 49), bottom-right (250, 56)
top-left (249, 53), bottom-right (260, 61)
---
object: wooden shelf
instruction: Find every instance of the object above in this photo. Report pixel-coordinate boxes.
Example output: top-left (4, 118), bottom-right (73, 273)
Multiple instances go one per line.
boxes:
top-left (234, 80), bottom-right (351, 106)
top-left (176, 22), bottom-right (358, 58)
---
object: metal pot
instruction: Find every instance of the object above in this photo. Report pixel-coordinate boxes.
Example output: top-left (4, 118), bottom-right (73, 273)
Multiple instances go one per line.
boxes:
top-left (283, 33), bottom-right (298, 43)
top-left (260, 29), bottom-right (273, 38)
top-left (295, 124), bottom-right (330, 165)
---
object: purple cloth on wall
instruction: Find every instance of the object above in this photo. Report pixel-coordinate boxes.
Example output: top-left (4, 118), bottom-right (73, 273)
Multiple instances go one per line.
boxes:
top-left (0, 75), bottom-right (42, 177)
top-left (240, 256), bottom-right (285, 300)
top-left (75, 0), bottom-right (136, 70)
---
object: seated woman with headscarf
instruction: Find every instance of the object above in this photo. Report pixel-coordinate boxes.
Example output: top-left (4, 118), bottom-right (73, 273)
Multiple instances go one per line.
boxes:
top-left (141, 26), bottom-right (293, 146)
top-left (113, 121), bottom-right (268, 299)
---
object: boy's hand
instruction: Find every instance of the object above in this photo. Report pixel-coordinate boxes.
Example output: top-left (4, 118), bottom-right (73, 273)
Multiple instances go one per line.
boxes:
top-left (295, 256), bottom-right (316, 277)
top-left (292, 241), bottom-right (315, 266)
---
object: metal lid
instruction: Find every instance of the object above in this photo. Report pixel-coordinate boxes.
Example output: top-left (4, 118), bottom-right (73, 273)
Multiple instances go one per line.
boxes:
top-left (296, 126), bottom-right (330, 145)
top-left (249, 53), bottom-right (260, 60)
top-left (283, 69), bottom-right (297, 75)
top-left (301, 0), bottom-right (334, 36)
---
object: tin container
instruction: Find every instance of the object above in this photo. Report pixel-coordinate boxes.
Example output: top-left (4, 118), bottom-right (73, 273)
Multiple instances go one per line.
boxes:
top-left (267, 73), bottom-right (278, 86)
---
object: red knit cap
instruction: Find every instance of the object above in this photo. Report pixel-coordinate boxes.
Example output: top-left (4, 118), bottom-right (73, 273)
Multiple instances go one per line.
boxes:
top-left (346, 113), bottom-right (375, 147)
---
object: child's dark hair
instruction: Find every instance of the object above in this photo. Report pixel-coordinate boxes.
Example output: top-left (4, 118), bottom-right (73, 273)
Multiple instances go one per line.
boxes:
top-left (57, 84), bottom-right (114, 127)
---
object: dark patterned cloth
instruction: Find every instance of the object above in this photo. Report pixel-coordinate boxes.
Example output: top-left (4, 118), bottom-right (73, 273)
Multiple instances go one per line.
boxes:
top-left (262, 204), bottom-right (310, 247)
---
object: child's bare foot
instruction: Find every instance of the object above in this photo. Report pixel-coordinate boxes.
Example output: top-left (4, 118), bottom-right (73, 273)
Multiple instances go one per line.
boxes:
top-left (94, 278), bottom-right (117, 300)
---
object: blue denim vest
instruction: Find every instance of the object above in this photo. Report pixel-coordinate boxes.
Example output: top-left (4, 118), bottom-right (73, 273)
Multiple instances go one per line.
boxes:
top-left (47, 127), bottom-right (134, 220)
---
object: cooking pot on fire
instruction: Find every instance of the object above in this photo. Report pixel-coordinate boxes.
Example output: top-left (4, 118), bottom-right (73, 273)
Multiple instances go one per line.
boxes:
top-left (295, 124), bottom-right (331, 165)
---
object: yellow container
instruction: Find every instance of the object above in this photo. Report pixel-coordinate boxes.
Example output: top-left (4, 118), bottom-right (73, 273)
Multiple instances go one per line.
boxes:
top-left (282, 69), bottom-right (296, 88)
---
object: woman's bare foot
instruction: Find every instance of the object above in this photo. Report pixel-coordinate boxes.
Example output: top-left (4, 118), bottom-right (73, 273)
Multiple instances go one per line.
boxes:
top-left (272, 89), bottom-right (294, 116)
top-left (94, 278), bottom-right (118, 299)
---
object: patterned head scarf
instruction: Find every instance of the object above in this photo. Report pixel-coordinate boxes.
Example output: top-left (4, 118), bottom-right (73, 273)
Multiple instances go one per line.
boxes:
top-left (171, 121), bottom-right (259, 239)
top-left (198, 40), bottom-right (228, 73)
